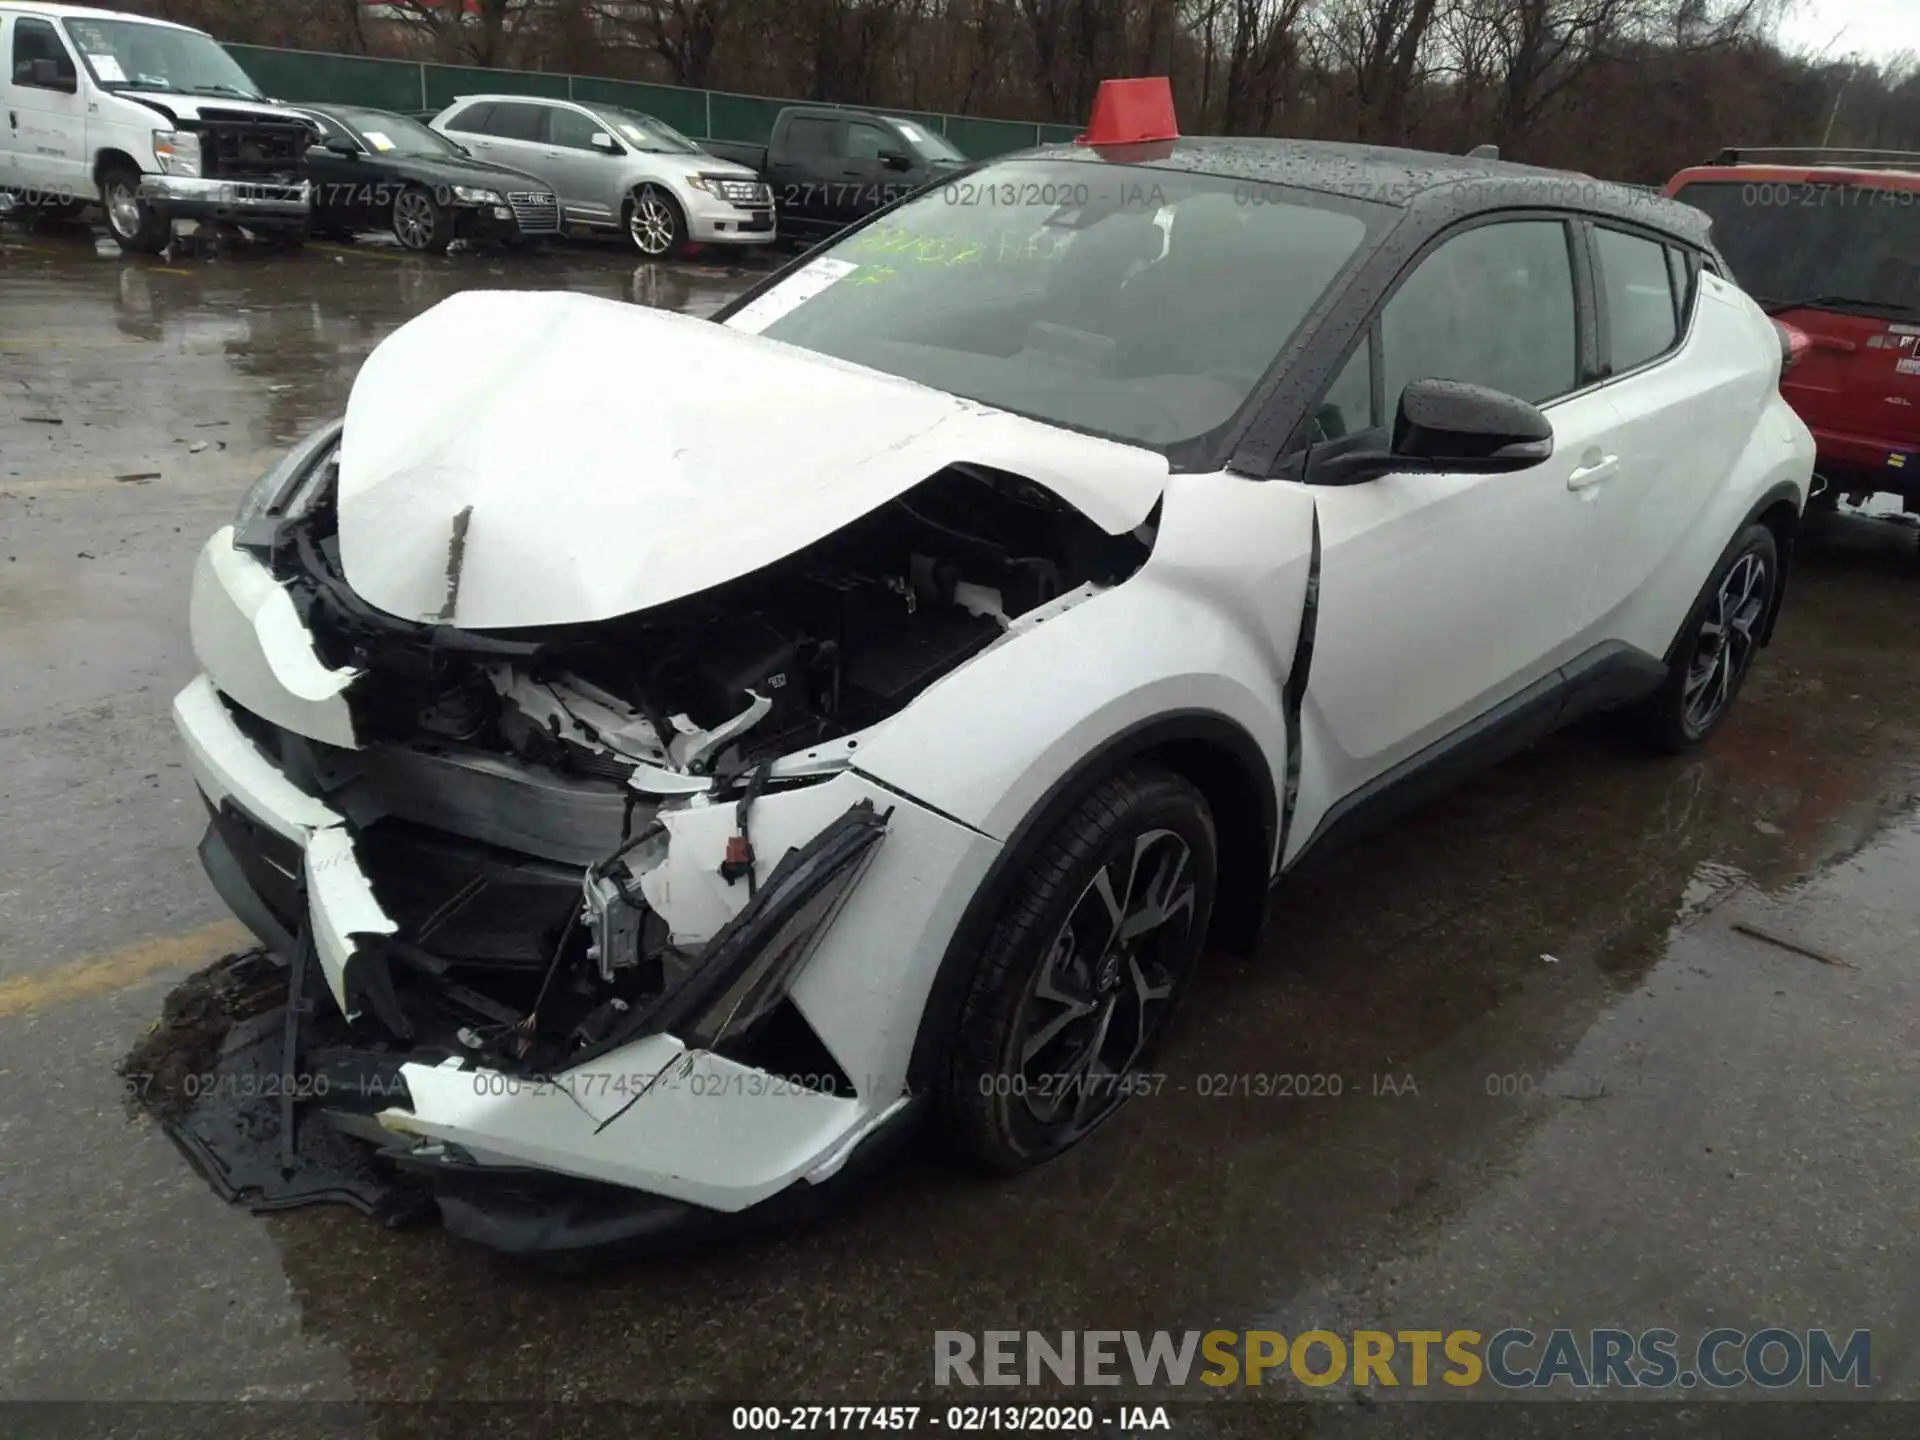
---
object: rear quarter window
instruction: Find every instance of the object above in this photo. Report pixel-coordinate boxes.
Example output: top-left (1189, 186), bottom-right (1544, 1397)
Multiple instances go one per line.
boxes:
top-left (1594, 226), bottom-right (1680, 372)
top-left (442, 102), bottom-right (493, 133)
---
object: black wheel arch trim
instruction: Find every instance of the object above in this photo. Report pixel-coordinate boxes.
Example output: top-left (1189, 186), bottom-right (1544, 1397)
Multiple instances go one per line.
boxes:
top-left (1745, 479), bottom-right (1802, 650)
top-left (905, 709), bottom-right (1279, 1094)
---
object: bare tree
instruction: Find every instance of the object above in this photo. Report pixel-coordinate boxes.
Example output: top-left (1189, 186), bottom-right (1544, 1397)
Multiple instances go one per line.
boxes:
top-left (144, 0), bottom-right (1909, 182)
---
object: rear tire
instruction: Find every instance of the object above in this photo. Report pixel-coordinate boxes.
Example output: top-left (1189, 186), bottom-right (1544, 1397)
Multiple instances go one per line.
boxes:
top-left (100, 166), bottom-right (171, 255)
top-left (1632, 522), bottom-right (1779, 752)
top-left (942, 765), bottom-right (1218, 1172)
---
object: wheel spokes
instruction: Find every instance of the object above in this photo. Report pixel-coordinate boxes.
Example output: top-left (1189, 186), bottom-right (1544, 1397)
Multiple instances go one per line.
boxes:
top-left (1013, 828), bottom-right (1197, 1135)
top-left (1020, 933), bottom-right (1097, 1067)
top-left (1686, 554), bottom-right (1769, 730)
top-left (1120, 837), bottom-right (1196, 944)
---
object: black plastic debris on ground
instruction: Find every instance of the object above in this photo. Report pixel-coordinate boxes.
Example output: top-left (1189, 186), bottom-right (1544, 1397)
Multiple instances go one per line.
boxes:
top-left (119, 947), bottom-right (434, 1228)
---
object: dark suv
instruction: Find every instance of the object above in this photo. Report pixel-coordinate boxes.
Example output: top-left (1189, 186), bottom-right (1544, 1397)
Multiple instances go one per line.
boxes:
top-left (1667, 148), bottom-right (1920, 511)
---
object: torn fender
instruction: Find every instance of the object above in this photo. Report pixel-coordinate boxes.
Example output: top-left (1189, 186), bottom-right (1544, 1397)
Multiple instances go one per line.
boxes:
top-left (190, 530), bottom-right (360, 750)
top-left (335, 291), bottom-right (1171, 629)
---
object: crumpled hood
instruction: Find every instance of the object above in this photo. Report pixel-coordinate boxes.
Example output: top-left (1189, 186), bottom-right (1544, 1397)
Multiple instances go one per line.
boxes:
top-left (335, 290), bottom-right (1169, 629)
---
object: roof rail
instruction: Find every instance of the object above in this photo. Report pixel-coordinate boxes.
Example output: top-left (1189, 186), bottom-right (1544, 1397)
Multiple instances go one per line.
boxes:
top-left (1712, 145), bottom-right (1920, 171)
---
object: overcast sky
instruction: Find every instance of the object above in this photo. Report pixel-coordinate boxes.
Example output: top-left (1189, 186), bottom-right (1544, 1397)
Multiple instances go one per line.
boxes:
top-left (1773, 0), bottom-right (1920, 64)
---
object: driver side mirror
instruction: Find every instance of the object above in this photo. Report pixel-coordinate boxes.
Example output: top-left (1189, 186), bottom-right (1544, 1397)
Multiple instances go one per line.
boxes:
top-left (879, 147), bottom-right (912, 171)
top-left (28, 57), bottom-right (77, 92)
top-left (590, 131), bottom-right (620, 154)
top-left (1393, 379), bottom-right (1554, 469)
top-left (322, 135), bottom-right (359, 157)
top-left (1311, 378), bottom-right (1553, 485)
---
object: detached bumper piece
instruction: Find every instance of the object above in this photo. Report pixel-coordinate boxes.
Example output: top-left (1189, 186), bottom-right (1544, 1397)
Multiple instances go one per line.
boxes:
top-left (164, 795), bottom-right (898, 1258)
top-left (404, 1090), bottom-right (920, 1268)
top-left (141, 949), bottom-right (435, 1229)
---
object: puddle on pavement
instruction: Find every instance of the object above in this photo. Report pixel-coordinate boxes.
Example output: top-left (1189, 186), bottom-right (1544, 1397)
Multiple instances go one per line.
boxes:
top-left (2, 222), bottom-right (775, 460)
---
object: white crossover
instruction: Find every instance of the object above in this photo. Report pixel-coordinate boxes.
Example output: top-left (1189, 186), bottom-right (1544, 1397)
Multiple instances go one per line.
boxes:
top-left (171, 132), bottom-right (1814, 1258)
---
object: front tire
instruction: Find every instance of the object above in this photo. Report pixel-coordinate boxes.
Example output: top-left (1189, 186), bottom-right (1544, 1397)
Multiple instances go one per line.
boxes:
top-left (391, 185), bottom-right (452, 254)
top-left (100, 166), bottom-right (170, 255)
top-left (943, 766), bottom-right (1218, 1172)
top-left (1634, 522), bottom-right (1779, 752)
top-left (624, 183), bottom-right (685, 259)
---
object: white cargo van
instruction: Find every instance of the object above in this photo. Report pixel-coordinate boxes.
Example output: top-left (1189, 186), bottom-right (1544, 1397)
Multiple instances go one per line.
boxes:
top-left (0, 1), bottom-right (312, 251)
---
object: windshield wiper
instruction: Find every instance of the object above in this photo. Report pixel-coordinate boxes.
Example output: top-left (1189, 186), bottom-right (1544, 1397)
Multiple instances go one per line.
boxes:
top-left (1762, 293), bottom-right (1917, 317)
top-left (190, 84), bottom-right (262, 99)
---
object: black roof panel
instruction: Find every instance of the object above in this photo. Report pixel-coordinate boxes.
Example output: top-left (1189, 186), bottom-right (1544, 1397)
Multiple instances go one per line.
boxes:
top-left (1005, 136), bottom-right (1712, 247)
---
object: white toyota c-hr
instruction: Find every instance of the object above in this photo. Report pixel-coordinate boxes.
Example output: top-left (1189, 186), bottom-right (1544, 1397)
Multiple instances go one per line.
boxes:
top-left (169, 125), bottom-right (1813, 1257)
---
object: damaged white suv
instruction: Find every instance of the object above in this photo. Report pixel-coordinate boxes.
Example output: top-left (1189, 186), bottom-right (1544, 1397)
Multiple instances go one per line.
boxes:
top-left (172, 134), bottom-right (1812, 1257)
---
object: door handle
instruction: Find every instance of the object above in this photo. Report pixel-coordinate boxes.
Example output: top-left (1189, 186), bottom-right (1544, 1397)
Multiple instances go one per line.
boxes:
top-left (1568, 456), bottom-right (1620, 491)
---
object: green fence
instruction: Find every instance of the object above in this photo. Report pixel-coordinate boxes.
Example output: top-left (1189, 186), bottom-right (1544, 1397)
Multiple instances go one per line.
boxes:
top-left (224, 44), bottom-right (1080, 158)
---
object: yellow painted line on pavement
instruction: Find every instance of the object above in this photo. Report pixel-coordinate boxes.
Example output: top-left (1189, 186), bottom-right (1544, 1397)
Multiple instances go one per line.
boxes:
top-left (312, 242), bottom-right (405, 262)
top-left (0, 474), bottom-right (162, 497)
top-left (152, 266), bottom-right (193, 276)
top-left (0, 920), bottom-right (251, 1019)
top-left (0, 335), bottom-right (154, 348)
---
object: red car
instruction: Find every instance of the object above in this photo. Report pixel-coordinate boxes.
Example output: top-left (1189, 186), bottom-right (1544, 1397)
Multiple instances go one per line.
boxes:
top-left (1666, 148), bottom-right (1920, 511)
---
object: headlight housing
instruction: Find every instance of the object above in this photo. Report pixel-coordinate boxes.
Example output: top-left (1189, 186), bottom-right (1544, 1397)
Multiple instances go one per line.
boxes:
top-left (234, 418), bottom-right (345, 543)
top-left (153, 130), bottom-right (201, 178)
top-left (451, 185), bottom-right (503, 205)
top-left (653, 800), bottom-right (887, 1052)
top-left (689, 173), bottom-right (767, 206)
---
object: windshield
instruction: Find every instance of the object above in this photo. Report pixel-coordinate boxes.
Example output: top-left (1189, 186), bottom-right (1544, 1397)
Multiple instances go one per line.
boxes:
top-left (332, 110), bottom-right (463, 158)
top-left (725, 159), bottom-right (1383, 455)
top-left (60, 16), bottom-right (262, 98)
top-left (894, 121), bottom-right (965, 163)
top-left (592, 106), bottom-right (700, 155)
top-left (1675, 180), bottom-right (1920, 316)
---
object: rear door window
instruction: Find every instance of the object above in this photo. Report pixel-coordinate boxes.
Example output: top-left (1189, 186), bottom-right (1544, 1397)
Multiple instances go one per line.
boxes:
top-left (1594, 226), bottom-right (1680, 372)
top-left (783, 116), bottom-right (841, 160)
top-left (486, 101), bottom-right (547, 143)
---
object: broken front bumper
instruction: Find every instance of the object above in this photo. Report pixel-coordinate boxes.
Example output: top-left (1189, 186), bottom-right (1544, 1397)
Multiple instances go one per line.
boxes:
top-left (171, 533), bottom-right (999, 1247)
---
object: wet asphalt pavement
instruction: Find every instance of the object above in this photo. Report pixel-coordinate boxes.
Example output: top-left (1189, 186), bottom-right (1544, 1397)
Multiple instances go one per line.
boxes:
top-left (3, 218), bottom-right (1919, 1436)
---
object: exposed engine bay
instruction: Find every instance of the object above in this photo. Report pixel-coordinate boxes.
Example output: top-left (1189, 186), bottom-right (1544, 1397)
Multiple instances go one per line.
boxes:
top-left (223, 453), bottom-right (1153, 1082)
